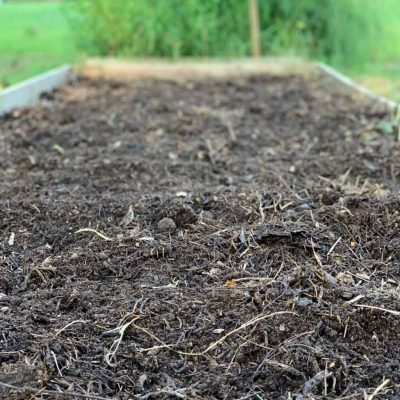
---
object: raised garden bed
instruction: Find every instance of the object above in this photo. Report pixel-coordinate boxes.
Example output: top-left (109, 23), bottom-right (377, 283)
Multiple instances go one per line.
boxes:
top-left (0, 64), bottom-right (399, 399)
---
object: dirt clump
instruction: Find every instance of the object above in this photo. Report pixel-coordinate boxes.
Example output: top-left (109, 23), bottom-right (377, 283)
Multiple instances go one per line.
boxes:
top-left (157, 217), bottom-right (177, 232)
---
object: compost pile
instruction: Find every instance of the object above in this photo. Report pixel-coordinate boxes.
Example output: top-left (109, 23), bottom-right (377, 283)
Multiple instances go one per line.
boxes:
top-left (0, 73), bottom-right (399, 400)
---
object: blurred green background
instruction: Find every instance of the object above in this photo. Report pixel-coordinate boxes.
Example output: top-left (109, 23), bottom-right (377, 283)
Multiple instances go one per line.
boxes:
top-left (0, 0), bottom-right (79, 87)
top-left (1, 0), bottom-right (399, 100)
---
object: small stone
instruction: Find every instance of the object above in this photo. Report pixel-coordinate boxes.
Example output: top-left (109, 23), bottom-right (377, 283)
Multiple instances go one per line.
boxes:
top-left (155, 199), bottom-right (197, 227)
top-left (138, 374), bottom-right (147, 390)
top-left (298, 203), bottom-right (312, 210)
top-left (120, 205), bottom-right (134, 227)
top-left (8, 232), bottom-right (15, 246)
top-left (0, 293), bottom-right (8, 302)
top-left (209, 268), bottom-right (219, 276)
top-left (222, 176), bottom-right (233, 185)
top-left (157, 218), bottom-right (177, 233)
top-left (65, 368), bottom-right (81, 377)
top-left (297, 297), bottom-right (313, 307)
top-left (341, 291), bottom-right (353, 300)
top-left (201, 211), bottom-right (214, 220)
top-left (51, 343), bottom-right (62, 353)
top-left (139, 236), bottom-right (155, 242)
top-left (1, 306), bottom-right (10, 312)
top-left (168, 152), bottom-right (178, 160)
top-left (253, 291), bottom-right (263, 307)
top-left (113, 141), bottom-right (122, 149)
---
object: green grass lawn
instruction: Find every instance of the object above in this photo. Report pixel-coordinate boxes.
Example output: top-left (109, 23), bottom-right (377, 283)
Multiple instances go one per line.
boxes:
top-left (0, 1), bottom-right (80, 88)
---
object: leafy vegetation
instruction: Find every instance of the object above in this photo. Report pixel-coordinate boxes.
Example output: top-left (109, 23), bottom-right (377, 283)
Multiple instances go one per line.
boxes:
top-left (65, 0), bottom-right (250, 58)
top-left (66, 0), bottom-right (400, 69)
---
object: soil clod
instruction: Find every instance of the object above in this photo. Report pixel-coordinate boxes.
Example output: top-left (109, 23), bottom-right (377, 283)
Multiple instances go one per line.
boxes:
top-left (157, 217), bottom-right (177, 232)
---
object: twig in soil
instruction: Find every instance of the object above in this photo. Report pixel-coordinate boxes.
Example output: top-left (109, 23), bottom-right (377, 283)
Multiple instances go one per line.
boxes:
top-left (54, 319), bottom-right (89, 337)
top-left (104, 314), bottom-right (142, 366)
top-left (75, 228), bottom-right (113, 241)
top-left (235, 392), bottom-right (265, 400)
top-left (226, 336), bottom-right (250, 374)
top-left (195, 106), bottom-right (238, 142)
top-left (273, 261), bottom-right (285, 279)
top-left (336, 393), bottom-right (364, 400)
top-left (135, 311), bottom-right (296, 357)
top-left (367, 379), bottom-right (390, 400)
top-left (232, 277), bottom-right (275, 283)
top-left (51, 350), bottom-right (63, 377)
top-left (310, 242), bottom-right (339, 287)
top-left (278, 176), bottom-right (303, 200)
top-left (29, 203), bottom-right (41, 213)
top-left (303, 370), bottom-right (333, 395)
top-left (135, 387), bottom-right (188, 399)
top-left (324, 362), bottom-right (329, 396)
top-left (256, 359), bottom-right (305, 380)
top-left (311, 240), bottom-right (323, 268)
top-left (226, 277), bottom-right (275, 290)
top-left (205, 139), bottom-right (216, 167)
top-left (346, 294), bottom-right (364, 304)
top-left (34, 266), bottom-right (56, 283)
top-left (0, 381), bottom-right (115, 400)
top-left (354, 304), bottom-right (400, 316)
top-left (17, 265), bottom-right (54, 292)
top-left (327, 237), bottom-right (342, 257)
top-left (18, 268), bottom-right (35, 292)
top-left (257, 192), bottom-right (265, 224)
top-left (221, 116), bottom-right (237, 142)
top-left (52, 144), bottom-right (65, 155)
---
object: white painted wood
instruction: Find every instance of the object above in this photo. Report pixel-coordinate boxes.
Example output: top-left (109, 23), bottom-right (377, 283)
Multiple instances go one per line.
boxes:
top-left (0, 65), bottom-right (73, 115)
top-left (317, 62), bottom-right (398, 110)
top-left (1, 61), bottom-right (397, 116)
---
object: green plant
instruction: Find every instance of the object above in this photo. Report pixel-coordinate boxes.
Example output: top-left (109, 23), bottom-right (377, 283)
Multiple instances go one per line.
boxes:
top-left (65, 0), bottom-right (250, 58)
top-left (65, 0), bottom-right (400, 69)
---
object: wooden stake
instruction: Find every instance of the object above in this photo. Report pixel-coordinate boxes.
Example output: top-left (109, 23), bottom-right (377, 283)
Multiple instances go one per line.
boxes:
top-left (248, 0), bottom-right (261, 57)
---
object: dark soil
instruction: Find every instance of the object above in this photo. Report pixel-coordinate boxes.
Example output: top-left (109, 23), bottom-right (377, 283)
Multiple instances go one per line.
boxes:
top-left (1, 73), bottom-right (400, 400)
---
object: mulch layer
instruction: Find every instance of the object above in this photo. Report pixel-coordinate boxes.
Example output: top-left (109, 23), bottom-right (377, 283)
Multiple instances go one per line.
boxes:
top-left (1, 73), bottom-right (400, 400)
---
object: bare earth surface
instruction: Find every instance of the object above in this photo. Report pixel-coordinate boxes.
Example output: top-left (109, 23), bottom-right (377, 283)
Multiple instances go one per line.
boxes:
top-left (0, 74), bottom-right (399, 400)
